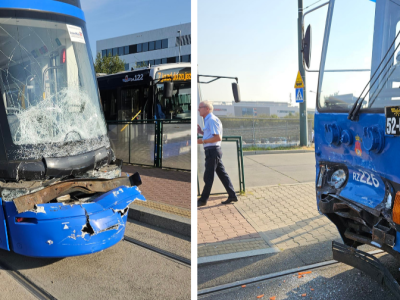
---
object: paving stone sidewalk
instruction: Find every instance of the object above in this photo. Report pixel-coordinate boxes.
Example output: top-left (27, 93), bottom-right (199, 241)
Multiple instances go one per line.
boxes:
top-left (198, 182), bottom-right (341, 259)
top-left (122, 164), bottom-right (191, 215)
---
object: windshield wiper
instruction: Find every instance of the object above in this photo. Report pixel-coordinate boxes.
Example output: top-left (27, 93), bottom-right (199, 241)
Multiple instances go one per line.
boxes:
top-left (348, 30), bottom-right (400, 121)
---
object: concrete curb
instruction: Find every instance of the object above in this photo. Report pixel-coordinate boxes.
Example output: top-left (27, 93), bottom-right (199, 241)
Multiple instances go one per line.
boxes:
top-left (198, 248), bottom-right (279, 265)
top-left (128, 203), bottom-right (191, 237)
top-left (243, 149), bottom-right (314, 156)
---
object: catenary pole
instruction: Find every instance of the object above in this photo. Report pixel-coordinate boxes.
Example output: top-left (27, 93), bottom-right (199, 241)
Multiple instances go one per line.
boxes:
top-left (298, 0), bottom-right (308, 146)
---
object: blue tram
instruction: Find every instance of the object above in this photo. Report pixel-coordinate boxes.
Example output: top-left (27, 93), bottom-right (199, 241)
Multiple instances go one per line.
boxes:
top-left (0, 0), bottom-right (145, 257)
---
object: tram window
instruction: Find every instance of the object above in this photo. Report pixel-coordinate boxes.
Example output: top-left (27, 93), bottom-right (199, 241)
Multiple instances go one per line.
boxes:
top-left (156, 40), bottom-right (162, 50)
top-left (142, 42), bottom-right (148, 52)
top-left (102, 50), bottom-right (106, 58)
top-left (162, 39), bottom-right (168, 49)
top-left (149, 41), bottom-right (155, 51)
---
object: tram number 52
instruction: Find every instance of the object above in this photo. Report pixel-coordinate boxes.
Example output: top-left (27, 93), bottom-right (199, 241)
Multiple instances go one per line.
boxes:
top-left (353, 170), bottom-right (379, 188)
top-left (386, 117), bottom-right (400, 135)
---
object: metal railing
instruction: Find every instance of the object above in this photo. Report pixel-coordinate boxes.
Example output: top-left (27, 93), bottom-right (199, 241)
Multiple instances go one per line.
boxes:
top-left (106, 119), bottom-right (191, 170)
top-left (197, 135), bottom-right (245, 195)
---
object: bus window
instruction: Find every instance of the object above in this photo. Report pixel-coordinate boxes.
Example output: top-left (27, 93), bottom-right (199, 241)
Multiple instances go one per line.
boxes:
top-left (156, 81), bottom-right (191, 119)
top-left (119, 88), bottom-right (141, 121)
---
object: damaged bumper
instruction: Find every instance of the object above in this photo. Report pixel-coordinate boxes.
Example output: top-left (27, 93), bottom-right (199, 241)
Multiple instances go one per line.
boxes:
top-left (1, 185), bottom-right (145, 257)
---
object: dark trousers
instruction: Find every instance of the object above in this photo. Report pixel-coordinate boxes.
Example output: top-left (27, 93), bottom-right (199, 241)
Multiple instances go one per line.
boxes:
top-left (200, 146), bottom-right (236, 201)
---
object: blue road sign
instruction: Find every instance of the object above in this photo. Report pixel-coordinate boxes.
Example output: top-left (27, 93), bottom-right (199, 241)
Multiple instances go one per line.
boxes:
top-left (295, 88), bottom-right (304, 103)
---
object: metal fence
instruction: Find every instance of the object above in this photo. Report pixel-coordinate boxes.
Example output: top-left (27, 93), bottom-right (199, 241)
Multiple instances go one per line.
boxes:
top-left (107, 119), bottom-right (191, 170)
top-left (197, 136), bottom-right (245, 195)
top-left (219, 118), bottom-right (314, 147)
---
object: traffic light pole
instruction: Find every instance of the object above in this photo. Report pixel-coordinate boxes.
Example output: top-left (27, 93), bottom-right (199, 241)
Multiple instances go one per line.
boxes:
top-left (298, 0), bottom-right (309, 146)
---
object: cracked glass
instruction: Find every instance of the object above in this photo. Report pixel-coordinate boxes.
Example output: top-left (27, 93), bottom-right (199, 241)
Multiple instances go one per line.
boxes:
top-left (0, 17), bottom-right (107, 147)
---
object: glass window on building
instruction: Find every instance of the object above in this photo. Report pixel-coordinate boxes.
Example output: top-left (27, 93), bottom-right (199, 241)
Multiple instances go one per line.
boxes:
top-left (149, 60), bottom-right (155, 66)
top-left (124, 63), bottom-right (129, 71)
top-left (155, 59), bottom-right (161, 65)
top-left (149, 41), bottom-right (155, 51)
top-left (102, 50), bottom-right (106, 58)
top-left (129, 44), bottom-right (137, 54)
top-left (167, 57), bottom-right (176, 63)
top-left (106, 49), bottom-right (112, 57)
top-left (137, 43), bottom-right (142, 53)
top-left (181, 55), bottom-right (190, 62)
top-left (162, 58), bottom-right (167, 64)
top-left (156, 40), bottom-right (162, 50)
top-left (162, 39), bottom-right (168, 49)
top-left (125, 46), bottom-right (129, 54)
top-left (112, 47), bottom-right (118, 56)
top-left (118, 47), bottom-right (124, 56)
top-left (142, 42), bottom-right (148, 52)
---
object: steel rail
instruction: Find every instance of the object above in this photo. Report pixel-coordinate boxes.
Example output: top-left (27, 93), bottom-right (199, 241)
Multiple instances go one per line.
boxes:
top-left (123, 236), bottom-right (191, 267)
top-left (0, 260), bottom-right (57, 300)
top-left (197, 249), bottom-right (384, 297)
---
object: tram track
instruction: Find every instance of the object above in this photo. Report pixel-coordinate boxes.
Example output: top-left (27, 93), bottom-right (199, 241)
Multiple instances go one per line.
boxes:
top-left (123, 235), bottom-right (191, 267)
top-left (0, 260), bottom-right (56, 300)
top-left (198, 249), bottom-right (384, 298)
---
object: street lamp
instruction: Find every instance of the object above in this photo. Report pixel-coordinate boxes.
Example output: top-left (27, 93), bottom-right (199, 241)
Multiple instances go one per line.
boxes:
top-left (177, 30), bottom-right (181, 63)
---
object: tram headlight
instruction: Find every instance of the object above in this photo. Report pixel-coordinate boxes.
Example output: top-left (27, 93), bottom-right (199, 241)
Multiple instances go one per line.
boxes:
top-left (328, 169), bottom-right (347, 189)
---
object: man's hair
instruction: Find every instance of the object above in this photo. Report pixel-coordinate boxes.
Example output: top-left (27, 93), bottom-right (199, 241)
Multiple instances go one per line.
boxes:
top-left (201, 100), bottom-right (214, 112)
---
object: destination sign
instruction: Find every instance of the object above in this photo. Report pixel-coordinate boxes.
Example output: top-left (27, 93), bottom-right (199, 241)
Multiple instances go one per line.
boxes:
top-left (156, 67), bottom-right (191, 82)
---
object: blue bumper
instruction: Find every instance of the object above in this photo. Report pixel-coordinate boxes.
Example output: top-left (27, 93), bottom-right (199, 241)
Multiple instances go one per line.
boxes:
top-left (1, 186), bottom-right (145, 257)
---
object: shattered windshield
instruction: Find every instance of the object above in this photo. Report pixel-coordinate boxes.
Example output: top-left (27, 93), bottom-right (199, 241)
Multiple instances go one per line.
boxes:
top-left (0, 17), bottom-right (107, 147)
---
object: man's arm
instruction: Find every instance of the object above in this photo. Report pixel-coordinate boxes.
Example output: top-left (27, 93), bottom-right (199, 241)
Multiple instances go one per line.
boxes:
top-left (197, 134), bottom-right (221, 145)
top-left (197, 125), bottom-right (204, 135)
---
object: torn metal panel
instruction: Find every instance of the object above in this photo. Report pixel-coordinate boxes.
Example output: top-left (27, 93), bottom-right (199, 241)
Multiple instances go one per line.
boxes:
top-left (3, 183), bottom-right (145, 257)
top-left (13, 175), bottom-right (139, 213)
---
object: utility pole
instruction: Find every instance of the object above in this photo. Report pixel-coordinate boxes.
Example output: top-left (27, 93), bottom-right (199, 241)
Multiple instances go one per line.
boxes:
top-left (177, 30), bottom-right (181, 63)
top-left (297, 0), bottom-right (308, 146)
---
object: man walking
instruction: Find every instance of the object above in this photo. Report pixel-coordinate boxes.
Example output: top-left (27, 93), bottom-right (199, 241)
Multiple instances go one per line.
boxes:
top-left (197, 101), bottom-right (237, 207)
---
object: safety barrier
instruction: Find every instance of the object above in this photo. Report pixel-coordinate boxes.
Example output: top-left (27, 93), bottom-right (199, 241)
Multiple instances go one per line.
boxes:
top-left (197, 136), bottom-right (245, 195)
top-left (106, 119), bottom-right (191, 170)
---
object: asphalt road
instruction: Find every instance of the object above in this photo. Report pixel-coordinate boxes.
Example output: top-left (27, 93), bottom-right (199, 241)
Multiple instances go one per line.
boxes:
top-left (243, 152), bottom-right (316, 188)
top-left (0, 219), bottom-right (191, 300)
top-left (199, 252), bottom-right (398, 300)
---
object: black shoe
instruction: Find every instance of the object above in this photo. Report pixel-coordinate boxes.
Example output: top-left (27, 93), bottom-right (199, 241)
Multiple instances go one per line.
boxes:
top-left (221, 197), bottom-right (238, 204)
top-left (198, 200), bottom-right (207, 207)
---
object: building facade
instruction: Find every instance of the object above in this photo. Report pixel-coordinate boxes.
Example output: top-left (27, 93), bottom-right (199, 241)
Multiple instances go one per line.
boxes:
top-left (211, 101), bottom-right (314, 118)
top-left (96, 23), bottom-right (191, 71)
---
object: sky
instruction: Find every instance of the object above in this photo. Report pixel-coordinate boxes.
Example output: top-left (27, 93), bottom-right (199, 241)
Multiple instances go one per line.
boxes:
top-left (198, 0), bottom-right (329, 109)
top-left (81, 0), bottom-right (191, 58)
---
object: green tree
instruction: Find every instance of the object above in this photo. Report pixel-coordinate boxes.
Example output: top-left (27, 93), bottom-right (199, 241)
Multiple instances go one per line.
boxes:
top-left (94, 53), bottom-right (125, 74)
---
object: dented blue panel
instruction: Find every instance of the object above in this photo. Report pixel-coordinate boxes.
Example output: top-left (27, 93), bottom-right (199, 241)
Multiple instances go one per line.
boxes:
top-left (0, 199), bottom-right (9, 251)
top-left (315, 112), bottom-right (391, 208)
top-left (2, 185), bottom-right (145, 257)
top-left (340, 166), bottom-right (385, 208)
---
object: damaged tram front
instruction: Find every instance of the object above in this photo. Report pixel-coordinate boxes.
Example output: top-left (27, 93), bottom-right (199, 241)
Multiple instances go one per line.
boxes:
top-left (0, 0), bottom-right (145, 257)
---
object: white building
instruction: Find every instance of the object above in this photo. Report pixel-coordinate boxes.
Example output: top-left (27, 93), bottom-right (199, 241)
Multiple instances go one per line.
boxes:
top-left (96, 23), bottom-right (191, 71)
top-left (211, 101), bottom-right (314, 118)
